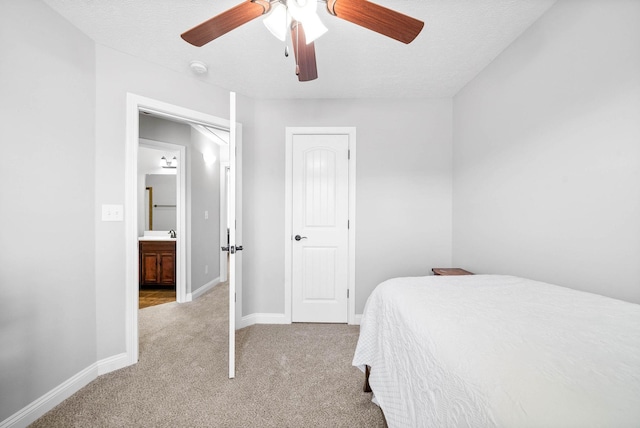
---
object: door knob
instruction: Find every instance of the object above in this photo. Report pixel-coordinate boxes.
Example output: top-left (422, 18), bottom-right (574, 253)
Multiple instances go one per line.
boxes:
top-left (294, 235), bottom-right (307, 241)
top-left (221, 246), bottom-right (230, 252)
top-left (228, 245), bottom-right (244, 254)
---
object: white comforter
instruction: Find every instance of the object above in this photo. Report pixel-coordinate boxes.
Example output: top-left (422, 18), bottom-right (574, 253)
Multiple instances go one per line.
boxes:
top-left (353, 275), bottom-right (640, 428)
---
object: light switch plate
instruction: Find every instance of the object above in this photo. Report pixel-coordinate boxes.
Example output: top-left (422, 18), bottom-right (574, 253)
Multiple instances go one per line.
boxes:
top-left (102, 204), bottom-right (124, 222)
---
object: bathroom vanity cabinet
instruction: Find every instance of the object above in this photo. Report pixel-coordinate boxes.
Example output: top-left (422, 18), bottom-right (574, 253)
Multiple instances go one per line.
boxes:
top-left (139, 240), bottom-right (176, 287)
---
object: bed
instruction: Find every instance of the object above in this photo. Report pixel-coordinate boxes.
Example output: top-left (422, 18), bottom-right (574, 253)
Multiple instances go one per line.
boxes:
top-left (352, 275), bottom-right (640, 428)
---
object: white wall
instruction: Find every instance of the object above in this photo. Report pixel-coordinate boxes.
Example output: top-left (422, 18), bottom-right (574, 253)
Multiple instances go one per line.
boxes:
top-left (245, 98), bottom-right (453, 315)
top-left (453, 0), bottom-right (640, 303)
top-left (189, 126), bottom-right (221, 289)
top-left (0, 0), bottom-right (96, 421)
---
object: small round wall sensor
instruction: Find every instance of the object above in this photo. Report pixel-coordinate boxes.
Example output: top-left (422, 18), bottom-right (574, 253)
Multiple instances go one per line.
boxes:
top-left (189, 60), bottom-right (208, 74)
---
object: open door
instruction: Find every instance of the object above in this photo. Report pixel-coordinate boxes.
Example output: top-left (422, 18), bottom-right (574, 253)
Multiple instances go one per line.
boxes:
top-left (226, 92), bottom-right (240, 378)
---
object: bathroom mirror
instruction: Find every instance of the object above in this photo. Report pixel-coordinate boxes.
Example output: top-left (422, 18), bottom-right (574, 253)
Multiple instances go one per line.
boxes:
top-left (145, 174), bottom-right (177, 231)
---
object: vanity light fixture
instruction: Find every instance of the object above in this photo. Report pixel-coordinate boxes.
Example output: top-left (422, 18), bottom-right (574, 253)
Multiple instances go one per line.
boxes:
top-left (160, 156), bottom-right (177, 169)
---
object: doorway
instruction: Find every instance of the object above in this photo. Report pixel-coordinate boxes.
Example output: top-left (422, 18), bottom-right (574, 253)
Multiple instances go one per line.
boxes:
top-left (124, 94), bottom-right (242, 368)
top-left (137, 142), bottom-right (181, 308)
top-left (284, 127), bottom-right (357, 325)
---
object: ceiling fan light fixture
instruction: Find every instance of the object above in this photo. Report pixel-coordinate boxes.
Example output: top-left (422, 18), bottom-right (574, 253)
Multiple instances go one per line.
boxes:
top-left (263, 3), bottom-right (290, 42)
top-left (300, 12), bottom-right (328, 44)
top-left (287, 0), bottom-right (327, 44)
top-left (287, 0), bottom-right (315, 22)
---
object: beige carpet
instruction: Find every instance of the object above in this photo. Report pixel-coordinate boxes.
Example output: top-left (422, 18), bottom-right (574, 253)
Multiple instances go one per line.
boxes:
top-left (30, 282), bottom-right (385, 427)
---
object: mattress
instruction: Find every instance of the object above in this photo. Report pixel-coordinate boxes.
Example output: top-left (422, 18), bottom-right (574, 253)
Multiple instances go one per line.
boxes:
top-left (352, 275), bottom-right (640, 428)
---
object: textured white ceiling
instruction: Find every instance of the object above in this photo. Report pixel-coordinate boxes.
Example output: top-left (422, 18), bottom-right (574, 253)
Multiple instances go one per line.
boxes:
top-left (42, 0), bottom-right (557, 99)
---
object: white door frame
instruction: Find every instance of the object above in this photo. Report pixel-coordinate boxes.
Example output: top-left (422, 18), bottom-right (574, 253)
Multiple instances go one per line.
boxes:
top-left (138, 138), bottom-right (187, 304)
top-left (125, 93), bottom-right (234, 365)
top-left (284, 127), bottom-right (357, 325)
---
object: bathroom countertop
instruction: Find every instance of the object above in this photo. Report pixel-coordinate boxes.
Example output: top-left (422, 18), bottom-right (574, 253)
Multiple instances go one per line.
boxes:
top-left (138, 236), bottom-right (177, 241)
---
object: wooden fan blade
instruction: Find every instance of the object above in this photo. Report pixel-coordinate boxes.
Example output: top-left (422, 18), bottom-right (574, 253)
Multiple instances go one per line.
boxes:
top-left (291, 21), bottom-right (318, 82)
top-left (327, 0), bottom-right (424, 44)
top-left (181, 0), bottom-right (270, 47)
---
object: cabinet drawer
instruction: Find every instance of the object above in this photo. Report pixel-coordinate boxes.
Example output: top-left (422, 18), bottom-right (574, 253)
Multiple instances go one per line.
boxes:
top-left (139, 241), bottom-right (176, 252)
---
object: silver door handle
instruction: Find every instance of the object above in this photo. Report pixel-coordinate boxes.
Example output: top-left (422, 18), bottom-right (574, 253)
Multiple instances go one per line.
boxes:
top-left (222, 245), bottom-right (243, 253)
top-left (294, 235), bottom-right (307, 241)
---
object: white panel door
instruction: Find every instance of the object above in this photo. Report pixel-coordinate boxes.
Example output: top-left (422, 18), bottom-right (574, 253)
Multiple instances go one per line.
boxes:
top-left (228, 92), bottom-right (237, 378)
top-left (292, 134), bottom-right (349, 323)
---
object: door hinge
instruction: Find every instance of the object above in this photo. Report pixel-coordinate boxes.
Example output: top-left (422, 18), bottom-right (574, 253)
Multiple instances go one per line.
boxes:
top-left (235, 292), bottom-right (237, 303)
top-left (347, 220), bottom-right (350, 229)
top-left (347, 289), bottom-right (350, 298)
top-left (348, 149), bottom-right (351, 160)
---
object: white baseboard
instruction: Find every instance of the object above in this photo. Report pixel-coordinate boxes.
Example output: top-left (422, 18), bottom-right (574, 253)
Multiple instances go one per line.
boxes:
top-left (238, 313), bottom-right (289, 329)
top-left (238, 313), bottom-right (361, 328)
top-left (0, 363), bottom-right (97, 428)
top-left (0, 353), bottom-right (133, 428)
top-left (97, 352), bottom-right (129, 375)
top-left (186, 276), bottom-right (220, 302)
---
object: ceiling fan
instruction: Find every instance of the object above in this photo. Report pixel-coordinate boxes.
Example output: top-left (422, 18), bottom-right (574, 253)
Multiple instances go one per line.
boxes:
top-left (181, 0), bottom-right (424, 82)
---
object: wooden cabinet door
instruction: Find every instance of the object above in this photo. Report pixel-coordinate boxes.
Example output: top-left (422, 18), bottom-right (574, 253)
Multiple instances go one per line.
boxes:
top-left (158, 251), bottom-right (176, 285)
top-left (141, 252), bottom-right (160, 284)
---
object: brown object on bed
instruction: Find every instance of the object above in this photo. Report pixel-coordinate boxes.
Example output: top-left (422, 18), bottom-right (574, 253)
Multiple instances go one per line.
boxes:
top-left (432, 268), bottom-right (473, 276)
